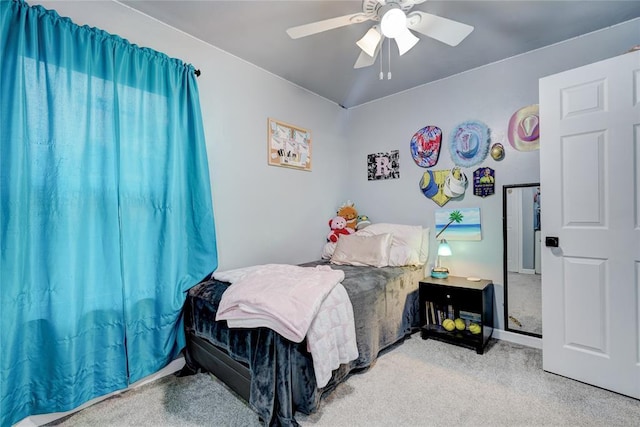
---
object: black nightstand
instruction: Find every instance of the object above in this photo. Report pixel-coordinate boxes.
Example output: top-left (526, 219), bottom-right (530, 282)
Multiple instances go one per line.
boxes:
top-left (419, 276), bottom-right (494, 354)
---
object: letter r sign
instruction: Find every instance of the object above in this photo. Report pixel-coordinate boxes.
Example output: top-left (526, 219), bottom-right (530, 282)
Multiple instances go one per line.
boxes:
top-left (367, 150), bottom-right (400, 181)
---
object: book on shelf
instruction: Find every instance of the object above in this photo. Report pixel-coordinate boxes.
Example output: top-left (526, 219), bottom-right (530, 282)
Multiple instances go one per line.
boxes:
top-left (428, 302), bottom-right (472, 326)
top-left (429, 301), bottom-right (436, 325)
top-left (424, 302), bottom-right (431, 325)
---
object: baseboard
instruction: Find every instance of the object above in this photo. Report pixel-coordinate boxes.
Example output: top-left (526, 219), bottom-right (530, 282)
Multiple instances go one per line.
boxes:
top-left (14, 357), bottom-right (186, 427)
top-left (493, 328), bottom-right (542, 349)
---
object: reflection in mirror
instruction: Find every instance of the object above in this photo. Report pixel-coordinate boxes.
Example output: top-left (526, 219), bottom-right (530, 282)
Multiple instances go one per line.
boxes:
top-left (503, 183), bottom-right (542, 337)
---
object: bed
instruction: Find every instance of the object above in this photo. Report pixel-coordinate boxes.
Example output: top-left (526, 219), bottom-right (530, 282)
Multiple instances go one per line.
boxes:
top-left (181, 224), bottom-right (429, 426)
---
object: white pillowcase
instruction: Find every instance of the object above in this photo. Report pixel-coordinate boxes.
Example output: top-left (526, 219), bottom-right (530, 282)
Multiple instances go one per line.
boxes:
top-left (330, 233), bottom-right (392, 268)
top-left (321, 242), bottom-right (336, 259)
top-left (419, 227), bottom-right (430, 265)
top-left (355, 223), bottom-right (429, 267)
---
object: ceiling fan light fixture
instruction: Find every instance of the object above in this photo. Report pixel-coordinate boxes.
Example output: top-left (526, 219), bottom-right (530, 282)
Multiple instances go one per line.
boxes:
top-left (380, 8), bottom-right (407, 38)
top-left (395, 28), bottom-right (419, 55)
top-left (356, 26), bottom-right (382, 57)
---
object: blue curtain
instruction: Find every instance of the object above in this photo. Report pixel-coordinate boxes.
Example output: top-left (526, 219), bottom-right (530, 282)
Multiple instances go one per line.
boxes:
top-left (0, 1), bottom-right (217, 425)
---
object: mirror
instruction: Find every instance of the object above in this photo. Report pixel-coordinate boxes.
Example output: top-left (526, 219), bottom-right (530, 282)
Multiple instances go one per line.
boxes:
top-left (503, 183), bottom-right (542, 337)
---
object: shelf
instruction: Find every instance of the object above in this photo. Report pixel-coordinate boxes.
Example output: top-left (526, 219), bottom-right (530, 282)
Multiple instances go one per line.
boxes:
top-left (419, 276), bottom-right (494, 354)
top-left (420, 325), bottom-right (483, 349)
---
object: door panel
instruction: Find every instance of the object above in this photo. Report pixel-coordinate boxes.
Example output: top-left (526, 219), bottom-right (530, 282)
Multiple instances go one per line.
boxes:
top-left (563, 256), bottom-right (607, 354)
top-left (560, 78), bottom-right (605, 118)
top-left (635, 125), bottom-right (640, 229)
top-left (562, 132), bottom-right (605, 226)
top-left (635, 261), bottom-right (640, 365)
top-left (540, 50), bottom-right (640, 399)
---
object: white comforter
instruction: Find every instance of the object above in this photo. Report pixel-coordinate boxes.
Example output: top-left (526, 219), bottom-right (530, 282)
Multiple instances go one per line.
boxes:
top-left (214, 264), bottom-right (358, 387)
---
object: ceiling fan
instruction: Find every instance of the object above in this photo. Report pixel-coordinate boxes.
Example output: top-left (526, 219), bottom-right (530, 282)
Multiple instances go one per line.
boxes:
top-left (286, 0), bottom-right (474, 69)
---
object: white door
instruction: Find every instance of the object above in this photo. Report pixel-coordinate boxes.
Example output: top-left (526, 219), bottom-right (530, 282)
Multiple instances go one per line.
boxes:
top-left (539, 50), bottom-right (640, 399)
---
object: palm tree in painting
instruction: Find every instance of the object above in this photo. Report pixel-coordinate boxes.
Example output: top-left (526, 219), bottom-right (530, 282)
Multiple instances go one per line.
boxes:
top-left (435, 210), bottom-right (464, 239)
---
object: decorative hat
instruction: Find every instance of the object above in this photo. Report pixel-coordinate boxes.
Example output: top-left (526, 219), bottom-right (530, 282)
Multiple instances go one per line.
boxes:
top-left (449, 120), bottom-right (490, 168)
top-left (419, 170), bottom-right (438, 198)
top-left (419, 169), bottom-right (451, 206)
top-left (410, 125), bottom-right (442, 168)
top-left (490, 143), bottom-right (505, 161)
top-left (443, 167), bottom-right (468, 198)
top-left (508, 104), bottom-right (539, 151)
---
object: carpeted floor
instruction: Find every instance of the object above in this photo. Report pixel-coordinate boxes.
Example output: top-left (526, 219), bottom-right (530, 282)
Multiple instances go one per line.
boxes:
top-left (47, 371), bottom-right (259, 427)
top-left (48, 336), bottom-right (639, 426)
top-left (507, 271), bottom-right (542, 335)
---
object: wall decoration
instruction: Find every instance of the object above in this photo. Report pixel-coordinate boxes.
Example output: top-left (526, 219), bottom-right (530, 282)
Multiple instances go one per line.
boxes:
top-left (449, 120), bottom-right (490, 167)
top-left (419, 169), bottom-right (450, 206)
top-left (473, 167), bottom-right (495, 197)
top-left (368, 150), bottom-right (399, 180)
top-left (268, 118), bottom-right (312, 171)
top-left (435, 207), bottom-right (482, 241)
top-left (443, 167), bottom-right (468, 199)
top-left (410, 125), bottom-right (442, 167)
top-left (508, 104), bottom-right (539, 151)
top-left (490, 143), bottom-right (505, 161)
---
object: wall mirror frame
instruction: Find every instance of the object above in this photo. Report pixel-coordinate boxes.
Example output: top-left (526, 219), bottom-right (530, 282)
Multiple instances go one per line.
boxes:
top-left (503, 183), bottom-right (542, 338)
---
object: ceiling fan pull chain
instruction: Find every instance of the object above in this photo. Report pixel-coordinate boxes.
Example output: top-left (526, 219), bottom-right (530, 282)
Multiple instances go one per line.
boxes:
top-left (387, 38), bottom-right (392, 80)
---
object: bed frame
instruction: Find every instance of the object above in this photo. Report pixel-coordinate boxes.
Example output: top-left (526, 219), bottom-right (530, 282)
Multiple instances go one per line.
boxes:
top-left (186, 332), bottom-right (251, 401)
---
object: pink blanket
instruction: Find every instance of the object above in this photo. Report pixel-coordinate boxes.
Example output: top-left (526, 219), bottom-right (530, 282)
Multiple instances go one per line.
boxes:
top-left (214, 264), bottom-right (345, 343)
top-left (214, 263), bottom-right (358, 387)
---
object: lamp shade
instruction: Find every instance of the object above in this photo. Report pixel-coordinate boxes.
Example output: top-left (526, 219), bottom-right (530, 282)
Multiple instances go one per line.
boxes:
top-left (437, 239), bottom-right (452, 257)
top-left (394, 28), bottom-right (419, 55)
top-left (380, 8), bottom-right (418, 56)
top-left (380, 8), bottom-right (407, 38)
top-left (356, 26), bottom-right (382, 57)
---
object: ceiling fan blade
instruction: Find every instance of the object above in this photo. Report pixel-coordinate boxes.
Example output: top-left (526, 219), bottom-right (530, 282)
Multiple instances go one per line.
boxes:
top-left (287, 13), bottom-right (370, 39)
top-left (354, 50), bottom-right (377, 69)
top-left (406, 11), bottom-right (474, 47)
top-left (354, 38), bottom-right (383, 69)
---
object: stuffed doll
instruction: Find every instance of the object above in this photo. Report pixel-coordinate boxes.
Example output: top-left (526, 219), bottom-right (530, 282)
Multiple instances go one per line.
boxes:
top-left (337, 200), bottom-right (358, 230)
top-left (327, 216), bottom-right (354, 243)
top-left (356, 214), bottom-right (371, 230)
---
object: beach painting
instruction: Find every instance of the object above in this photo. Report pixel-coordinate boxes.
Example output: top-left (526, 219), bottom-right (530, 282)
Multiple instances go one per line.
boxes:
top-left (435, 207), bottom-right (482, 241)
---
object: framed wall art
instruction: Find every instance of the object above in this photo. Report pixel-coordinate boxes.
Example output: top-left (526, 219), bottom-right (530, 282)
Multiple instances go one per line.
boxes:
top-left (435, 207), bottom-right (482, 241)
top-left (473, 166), bottom-right (495, 197)
top-left (368, 150), bottom-right (400, 180)
top-left (267, 118), bottom-right (312, 171)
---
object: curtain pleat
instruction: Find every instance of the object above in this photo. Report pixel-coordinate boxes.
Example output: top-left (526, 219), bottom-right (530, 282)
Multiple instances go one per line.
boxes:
top-left (0, 1), bottom-right (217, 425)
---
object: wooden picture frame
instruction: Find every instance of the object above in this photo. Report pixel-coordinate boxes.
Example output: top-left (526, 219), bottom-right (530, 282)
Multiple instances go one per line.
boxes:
top-left (267, 118), bottom-right (312, 171)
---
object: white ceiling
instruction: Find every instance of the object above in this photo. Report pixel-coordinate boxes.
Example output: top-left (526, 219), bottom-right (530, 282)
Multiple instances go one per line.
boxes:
top-left (119, 1), bottom-right (640, 108)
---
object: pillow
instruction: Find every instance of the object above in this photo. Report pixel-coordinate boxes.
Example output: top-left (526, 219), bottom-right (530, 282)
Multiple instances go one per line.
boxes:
top-left (388, 245), bottom-right (419, 267)
top-left (330, 233), bottom-right (392, 268)
top-left (321, 242), bottom-right (336, 259)
top-left (356, 223), bottom-right (427, 266)
top-left (419, 227), bottom-right (430, 264)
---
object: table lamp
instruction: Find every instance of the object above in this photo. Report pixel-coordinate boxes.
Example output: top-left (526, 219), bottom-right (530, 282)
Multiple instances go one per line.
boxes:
top-left (431, 239), bottom-right (452, 278)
